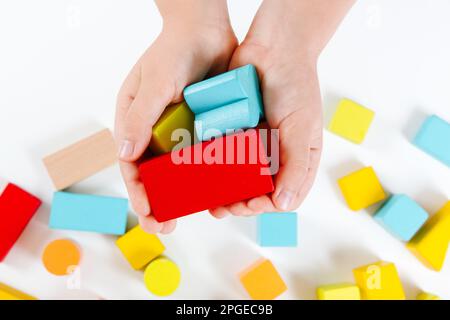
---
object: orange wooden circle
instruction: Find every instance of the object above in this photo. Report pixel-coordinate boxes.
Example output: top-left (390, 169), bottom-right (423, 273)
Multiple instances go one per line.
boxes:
top-left (42, 239), bottom-right (81, 276)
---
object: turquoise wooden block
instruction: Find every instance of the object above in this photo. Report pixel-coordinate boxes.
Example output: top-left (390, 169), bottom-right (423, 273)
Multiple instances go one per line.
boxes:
top-left (49, 192), bottom-right (128, 235)
top-left (413, 115), bottom-right (450, 167)
top-left (183, 64), bottom-right (263, 141)
top-left (374, 194), bottom-right (428, 241)
top-left (257, 212), bottom-right (297, 247)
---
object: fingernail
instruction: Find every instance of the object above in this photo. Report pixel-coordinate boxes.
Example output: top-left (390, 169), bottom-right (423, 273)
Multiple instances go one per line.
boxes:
top-left (119, 140), bottom-right (134, 159)
top-left (276, 189), bottom-right (295, 211)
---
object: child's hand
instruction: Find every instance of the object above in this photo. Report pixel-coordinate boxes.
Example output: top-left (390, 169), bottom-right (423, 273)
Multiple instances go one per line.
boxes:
top-left (115, 1), bottom-right (237, 233)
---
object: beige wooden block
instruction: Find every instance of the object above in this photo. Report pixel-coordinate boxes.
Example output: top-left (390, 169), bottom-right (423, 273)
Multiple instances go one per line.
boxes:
top-left (43, 129), bottom-right (117, 190)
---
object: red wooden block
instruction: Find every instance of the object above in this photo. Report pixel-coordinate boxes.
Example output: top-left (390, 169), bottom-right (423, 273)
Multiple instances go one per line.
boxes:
top-left (0, 183), bottom-right (42, 261)
top-left (139, 130), bottom-right (274, 222)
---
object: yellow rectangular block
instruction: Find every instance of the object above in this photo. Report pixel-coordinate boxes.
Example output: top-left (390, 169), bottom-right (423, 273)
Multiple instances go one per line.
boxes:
top-left (338, 166), bottom-right (387, 210)
top-left (328, 98), bottom-right (375, 144)
top-left (116, 225), bottom-right (165, 270)
top-left (149, 102), bottom-right (195, 155)
top-left (407, 201), bottom-right (450, 271)
top-left (317, 283), bottom-right (361, 300)
top-left (353, 261), bottom-right (405, 300)
top-left (239, 258), bottom-right (287, 300)
top-left (0, 282), bottom-right (36, 300)
top-left (417, 292), bottom-right (440, 300)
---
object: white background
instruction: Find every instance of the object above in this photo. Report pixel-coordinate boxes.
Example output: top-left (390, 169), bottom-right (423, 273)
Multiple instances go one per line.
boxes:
top-left (0, 0), bottom-right (449, 300)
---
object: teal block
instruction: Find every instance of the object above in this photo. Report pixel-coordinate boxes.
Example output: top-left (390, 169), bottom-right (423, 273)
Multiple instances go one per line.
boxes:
top-left (257, 212), bottom-right (297, 247)
top-left (374, 194), bottom-right (428, 241)
top-left (183, 64), bottom-right (264, 141)
top-left (49, 192), bottom-right (128, 235)
top-left (413, 115), bottom-right (450, 167)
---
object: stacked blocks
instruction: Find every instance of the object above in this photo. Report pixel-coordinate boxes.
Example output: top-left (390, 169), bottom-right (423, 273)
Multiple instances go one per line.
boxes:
top-left (184, 64), bottom-right (263, 141)
top-left (49, 192), bottom-right (128, 235)
top-left (139, 130), bottom-right (274, 222)
top-left (149, 102), bottom-right (195, 155)
top-left (0, 183), bottom-right (42, 261)
top-left (338, 166), bottom-right (387, 210)
top-left (407, 201), bottom-right (450, 271)
top-left (42, 239), bottom-right (81, 276)
top-left (257, 212), bottom-right (297, 247)
top-left (374, 195), bottom-right (428, 241)
top-left (0, 283), bottom-right (36, 300)
top-left (413, 115), bottom-right (450, 167)
top-left (328, 98), bottom-right (375, 144)
top-left (353, 261), bottom-right (405, 300)
top-left (316, 283), bottom-right (361, 300)
top-left (116, 225), bottom-right (165, 270)
top-left (417, 292), bottom-right (440, 300)
top-left (144, 257), bottom-right (181, 297)
top-left (239, 258), bottom-right (287, 300)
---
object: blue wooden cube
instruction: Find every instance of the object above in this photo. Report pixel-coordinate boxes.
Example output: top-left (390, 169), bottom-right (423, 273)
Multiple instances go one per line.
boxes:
top-left (413, 115), bottom-right (450, 167)
top-left (257, 212), bottom-right (298, 247)
top-left (183, 64), bottom-right (264, 141)
top-left (374, 195), bottom-right (428, 241)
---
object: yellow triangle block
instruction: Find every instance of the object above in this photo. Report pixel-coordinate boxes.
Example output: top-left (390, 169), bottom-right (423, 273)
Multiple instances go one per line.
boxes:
top-left (417, 292), bottom-right (440, 300)
top-left (0, 283), bottom-right (36, 300)
top-left (317, 283), bottom-right (361, 300)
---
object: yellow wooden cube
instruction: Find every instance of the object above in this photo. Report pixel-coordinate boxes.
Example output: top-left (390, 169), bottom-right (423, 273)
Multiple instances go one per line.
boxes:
top-left (417, 292), bottom-right (440, 300)
top-left (317, 283), bottom-right (361, 300)
top-left (353, 261), bottom-right (405, 300)
top-left (116, 225), bottom-right (165, 270)
top-left (328, 98), bottom-right (375, 144)
top-left (338, 166), bottom-right (387, 210)
top-left (239, 258), bottom-right (287, 300)
top-left (0, 283), bottom-right (36, 300)
top-left (149, 102), bottom-right (195, 155)
top-left (407, 201), bottom-right (450, 271)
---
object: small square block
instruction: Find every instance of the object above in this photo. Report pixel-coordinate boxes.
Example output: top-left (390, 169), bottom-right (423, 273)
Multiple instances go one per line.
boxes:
top-left (374, 194), bottom-right (428, 241)
top-left (239, 258), bottom-right (287, 300)
top-left (413, 115), bottom-right (450, 167)
top-left (116, 225), bottom-right (165, 270)
top-left (417, 292), bottom-right (440, 300)
top-left (353, 261), bottom-right (405, 300)
top-left (257, 212), bottom-right (297, 247)
top-left (316, 283), bottom-right (361, 300)
top-left (328, 98), bottom-right (375, 144)
top-left (338, 166), bottom-right (387, 210)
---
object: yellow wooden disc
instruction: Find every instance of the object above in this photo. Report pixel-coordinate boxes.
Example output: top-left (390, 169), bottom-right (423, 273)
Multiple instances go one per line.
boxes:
top-left (42, 239), bottom-right (81, 276)
top-left (144, 257), bottom-right (180, 297)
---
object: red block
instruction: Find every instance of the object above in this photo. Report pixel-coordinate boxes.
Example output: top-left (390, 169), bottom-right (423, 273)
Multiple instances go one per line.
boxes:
top-left (139, 130), bottom-right (274, 222)
top-left (0, 183), bottom-right (42, 261)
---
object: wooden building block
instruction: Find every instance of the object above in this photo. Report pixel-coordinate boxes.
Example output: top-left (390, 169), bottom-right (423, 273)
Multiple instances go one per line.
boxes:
top-left (353, 261), bottom-right (405, 300)
top-left (49, 192), bottom-right (128, 235)
top-left (0, 282), bottom-right (36, 300)
top-left (257, 212), bottom-right (298, 247)
top-left (316, 283), bottom-right (361, 300)
top-left (417, 292), bottom-right (440, 300)
top-left (139, 129), bottom-right (274, 222)
top-left (0, 183), bottom-right (42, 261)
top-left (239, 258), bottom-right (287, 300)
top-left (407, 201), bottom-right (450, 271)
top-left (144, 257), bottom-right (181, 297)
top-left (43, 129), bottom-right (117, 190)
top-left (328, 98), bottom-right (375, 144)
top-left (116, 225), bottom-right (165, 270)
top-left (338, 166), bottom-right (386, 211)
top-left (149, 102), bottom-right (195, 155)
top-left (42, 239), bottom-right (81, 276)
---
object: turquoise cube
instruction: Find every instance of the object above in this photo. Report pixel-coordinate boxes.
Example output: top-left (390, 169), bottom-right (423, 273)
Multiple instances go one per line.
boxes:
top-left (413, 115), bottom-right (450, 167)
top-left (183, 64), bottom-right (264, 141)
top-left (374, 195), bottom-right (428, 241)
top-left (257, 212), bottom-right (298, 247)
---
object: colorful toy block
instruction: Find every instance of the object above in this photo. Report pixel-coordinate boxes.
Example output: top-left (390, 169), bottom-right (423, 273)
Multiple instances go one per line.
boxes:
top-left (139, 130), bottom-right (274, 222)
top-left (407, 201), bottom-right (450, 271)
top-left (0, 183), bottom-right (42, 261)
top-left (257, 212), bottom-right (297, 247)
top-left (338, 166), bottom-right (386, 211)
top-left (0, 282), bottom-right (36, 300)
top-left (316, 283), bottom-right (361, 300)
top-left (49, 192), bottom-right (128, 235)
top-left (144, 257), bottom-right (181, 297)
top-left (353, 261), bottom-right (405, 300)
top-left (43, 129), bottom-right (117, 190)
top-left (328, 98), bottom-right (375, 144)
top-left (417, 292), bottom-right (440, 300)
top-left (239, 258), bottom-right (287, 300)
top-left (374, 195), bottom-right (428, 241)
top-left (413, 115), bottom-right (450, 167)
top-left (116, 225), bottom-right (165, 270)
top-left (184, 64), bottom-right (263, 141)
top-left (149, 102), bottom-right (195, 155)
top-left (42, 239), bottom-right (81, 276)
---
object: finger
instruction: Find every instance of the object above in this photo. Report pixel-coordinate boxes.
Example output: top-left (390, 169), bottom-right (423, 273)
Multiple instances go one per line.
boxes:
top-left (160, 220), bottom-right (177, 234)
top-left (209, 207), bottom-right (231, 219)
top-left (138, 215), bottom-right (163, 234)
top-left (247, 195), bottom-right (278, 213)
top-left (119, 161), bottom-right (150, 217)
top-left (225, 201), bottom-right (256, 217)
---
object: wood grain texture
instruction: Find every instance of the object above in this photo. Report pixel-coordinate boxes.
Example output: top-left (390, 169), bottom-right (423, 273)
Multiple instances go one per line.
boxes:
top-left (43, 129), bottom-right (117, 190)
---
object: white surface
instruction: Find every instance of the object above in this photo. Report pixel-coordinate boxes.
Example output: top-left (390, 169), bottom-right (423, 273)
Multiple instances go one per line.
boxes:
top-left (0, 0), bottom-right (449, 300)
